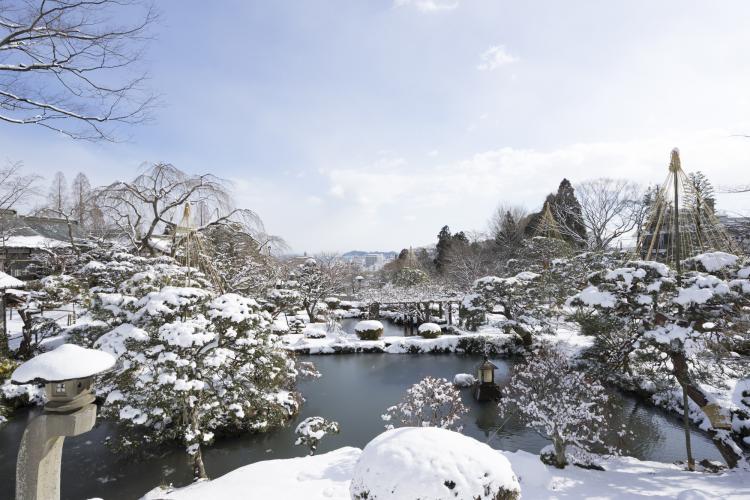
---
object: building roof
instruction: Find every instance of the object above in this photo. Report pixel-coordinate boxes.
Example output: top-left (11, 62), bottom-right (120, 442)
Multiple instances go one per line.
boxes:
top-left (0, 212), bottom-right (87, 249)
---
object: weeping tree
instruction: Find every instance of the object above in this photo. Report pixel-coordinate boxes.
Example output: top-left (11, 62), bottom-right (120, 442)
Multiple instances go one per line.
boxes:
top-left (95, 163), bottom-right (278, 260)
top-left (0, 0), bottom-right (158, 141)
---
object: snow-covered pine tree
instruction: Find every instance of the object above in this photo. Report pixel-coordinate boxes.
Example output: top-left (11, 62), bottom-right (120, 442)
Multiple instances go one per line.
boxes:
top-left (381, 376), bottom-right (467, 431)
top-left (569, 253), bottom-right (750, 468)
top-left (500, 343), bottom-right (619, 468)
top-left (71, 252), bottom-right (300, 480)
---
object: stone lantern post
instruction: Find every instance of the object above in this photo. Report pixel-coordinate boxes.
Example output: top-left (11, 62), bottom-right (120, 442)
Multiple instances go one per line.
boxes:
top-left (11, 344), bottom-right (116, 500)
top-left (474, 357), bottom-right (500, 402)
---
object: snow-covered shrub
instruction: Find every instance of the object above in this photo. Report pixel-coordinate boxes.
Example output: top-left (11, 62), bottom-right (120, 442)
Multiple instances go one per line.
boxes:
top-left (452, 373), bottom-right (476, 388)
top-left (417, 322), bottom-right (442, 339)
top-left (350, 427), bottom-right (520, 500)
top-left (75, 253), bottom-right (300, 481)
top-left (294, 416), bottom-right (340, 455)
top-left (265, 287), bottom-right (301, 319)
top-left (500, 344), bottom-right (621, 468)
top-left (293, 258), bottom-right (348, 321)
top-left (35, 274), bottom-right (83, 309)
top-left (382, 376), bottom-right (467, 431)
top-left (354, 320), bottom-right (383, 340)
top-left (393, 267), bottom-right (429, 287)
top-left (304, 325), bottom-right (327, 339)
top-left (323, 297), bottom-right (341, 309)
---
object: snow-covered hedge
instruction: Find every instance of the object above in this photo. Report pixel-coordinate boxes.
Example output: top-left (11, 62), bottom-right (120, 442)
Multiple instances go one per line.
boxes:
top-left (417, 322), bottom-right (442, 339)
top-left (350, 427), bottom-right (520, 500)
top-left (354, 320), bottom-right (384, 341)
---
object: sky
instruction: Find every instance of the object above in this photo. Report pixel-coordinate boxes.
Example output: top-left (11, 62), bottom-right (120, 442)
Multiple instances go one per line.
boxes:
top-left (3, 0), bottom-right (750, 253)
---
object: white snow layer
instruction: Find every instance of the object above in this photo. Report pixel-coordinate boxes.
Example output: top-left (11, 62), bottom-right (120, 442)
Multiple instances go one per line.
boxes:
top-left (692, 251), bottom-right (739, 272)
top-left (11, 344), bottom-right (116, 383)
top-left (418, 322), bottom-right (442, 334)
top-left (354, 320), bottom-right (383, 332)
top-left (147, 442), bottom-right (750, 499)
top-left (0, 271), bottom-right (24, 289)
top-left (349, 427), bottom-right (520, 500)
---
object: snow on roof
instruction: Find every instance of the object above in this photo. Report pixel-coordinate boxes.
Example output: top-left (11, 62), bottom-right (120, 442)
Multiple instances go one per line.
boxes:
top-left (4, 235), bottom-right (70, 249)
top-left (349, 427), bottom-right (520, 500)
top-left (0, 272), bottom-right (24, 289)
top-left (11, 344), bottom-right (116, 383)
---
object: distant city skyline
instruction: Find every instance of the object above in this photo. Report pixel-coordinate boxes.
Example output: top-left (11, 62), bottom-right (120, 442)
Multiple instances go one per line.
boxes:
top-left (2, 0), bottom-right (749, 253)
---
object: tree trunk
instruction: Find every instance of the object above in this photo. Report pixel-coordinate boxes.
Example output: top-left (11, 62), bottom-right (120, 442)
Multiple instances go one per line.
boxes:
top-left (671, 351), bottom-right (743, 468)
top-left (553, 436), bottom-right (567, 469)
top-left (681, 383), bottom-right (695, 471)
top-left (192, 445), bottom-right (208, 482)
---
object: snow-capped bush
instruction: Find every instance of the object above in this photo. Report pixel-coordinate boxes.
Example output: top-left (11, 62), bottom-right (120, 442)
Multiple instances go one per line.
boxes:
top-left (354, 320), bottom-right (383, 340)
top-left (417, 322), bottom-right (441, 339)
top-left (382, 376), bottom-right (467, 431)
top-left (350, 427), bottom-right (520, 500)
top-left (452, 373), bottom-right (476, 388)
top-left (294, 416), bottom-right (340, 455)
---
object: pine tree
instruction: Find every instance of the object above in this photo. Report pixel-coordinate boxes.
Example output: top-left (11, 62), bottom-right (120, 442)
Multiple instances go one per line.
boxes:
top-left (434, 225), bottom-right (453, 273)
top-left (553, 178), bottom-right (587, 246)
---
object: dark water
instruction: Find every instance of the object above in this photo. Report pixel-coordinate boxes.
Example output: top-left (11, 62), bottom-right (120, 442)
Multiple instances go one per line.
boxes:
top-left (0, 354), bottom-right (723, 500)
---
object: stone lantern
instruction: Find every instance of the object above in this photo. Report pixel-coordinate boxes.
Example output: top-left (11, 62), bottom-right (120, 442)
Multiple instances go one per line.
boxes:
top-left (11, 344), bottom-right (116, 500)
top-left (474, 357), bottom-right (501, 402)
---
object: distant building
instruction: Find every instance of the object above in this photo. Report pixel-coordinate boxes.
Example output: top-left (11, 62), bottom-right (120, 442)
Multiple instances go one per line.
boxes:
top-left (0, 210), bottom-right (88, 278)
top-left (717, 215), bottom-right (750, 254)
top-left (364, 253), bottom-right (384, 270)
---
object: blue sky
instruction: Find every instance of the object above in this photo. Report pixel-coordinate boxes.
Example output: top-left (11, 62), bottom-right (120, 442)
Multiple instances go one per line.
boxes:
top-left (2, 0), bottom-right (750, 252)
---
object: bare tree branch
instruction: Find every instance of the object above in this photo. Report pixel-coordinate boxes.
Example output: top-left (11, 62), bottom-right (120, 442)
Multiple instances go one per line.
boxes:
top-left (0, 0), bottom-right (158, 141)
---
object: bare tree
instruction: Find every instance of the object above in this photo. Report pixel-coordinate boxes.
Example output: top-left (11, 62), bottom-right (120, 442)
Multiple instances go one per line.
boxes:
top-left (0, 161), bottom-right (39, 211)
top-left (70, 172), bottom-right (92, 226)
top-left (48, 171), bottom-right (69, 212)
top-left (0, 0), bottom-right (158, 141)
top-left (555, 178), bottom-right (643, 251)
top-left (96, 162), bottom-right (271, 256)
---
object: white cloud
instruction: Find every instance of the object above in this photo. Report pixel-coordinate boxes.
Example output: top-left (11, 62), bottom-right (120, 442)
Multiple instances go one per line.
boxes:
top-left (319, 129), bottom-right (750, 249)
top-left (477, 45), bottom-right (519, 71)
top-left (394, 0), bottom-right (460, 13)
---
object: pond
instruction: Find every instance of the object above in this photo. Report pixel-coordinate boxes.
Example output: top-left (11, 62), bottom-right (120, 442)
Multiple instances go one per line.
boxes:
top-left (0, 354), bottom-right (723, 500)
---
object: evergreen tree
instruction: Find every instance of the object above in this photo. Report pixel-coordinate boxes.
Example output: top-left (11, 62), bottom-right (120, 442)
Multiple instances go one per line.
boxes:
top-left (686, 171), bottom-right (716, 214)
top-left (552, 179), bottom-right (587, 246)
top-left (434, 225), bottom-right (453, 273)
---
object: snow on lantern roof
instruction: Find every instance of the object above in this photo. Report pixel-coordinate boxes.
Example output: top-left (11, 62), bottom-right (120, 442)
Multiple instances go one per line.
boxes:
top-left (0, 272), bottom-right (23, 289)
top-left (11, 344), bottom-right (116, 384)
top-left (478, 358), bottom-right (498, 370)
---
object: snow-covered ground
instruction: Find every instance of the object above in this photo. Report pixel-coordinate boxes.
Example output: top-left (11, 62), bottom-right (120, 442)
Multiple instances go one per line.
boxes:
top-left (145, 445), bottom-right (750, 499)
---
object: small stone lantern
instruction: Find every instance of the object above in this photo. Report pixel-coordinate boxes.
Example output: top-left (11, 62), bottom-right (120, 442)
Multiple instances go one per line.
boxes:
top-left (474, 356), bottom-right (501, 402)
top-left (11, 344), bottom-right (115, 500)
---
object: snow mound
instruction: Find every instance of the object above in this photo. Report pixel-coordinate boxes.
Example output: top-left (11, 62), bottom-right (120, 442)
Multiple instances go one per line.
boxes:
top-left (354, 320), bottom-right (383, 332)
top-left (349, 427), bottom-right (520, 500)
top-left (453, 373), bottom-right (476, 387)
top-left (11, 344), bottom-right (116, 383)
top-left (688, 252), bottom-right (738, 272)
top-left (418, 322), bottom-right (442, 334)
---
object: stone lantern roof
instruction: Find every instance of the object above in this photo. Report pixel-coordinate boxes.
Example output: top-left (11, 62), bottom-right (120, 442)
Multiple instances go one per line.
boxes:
top-left (11, 344), bottom-right (116, 384)
top-left (478, 358), bottom-right (498, 371)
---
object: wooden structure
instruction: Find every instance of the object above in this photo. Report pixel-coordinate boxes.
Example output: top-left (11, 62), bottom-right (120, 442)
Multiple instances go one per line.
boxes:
top-left (368, 299), bottom-right (460, 336)
top-left (635, 149), bottom-right (740, 265)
